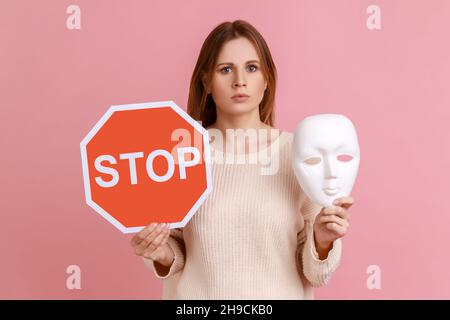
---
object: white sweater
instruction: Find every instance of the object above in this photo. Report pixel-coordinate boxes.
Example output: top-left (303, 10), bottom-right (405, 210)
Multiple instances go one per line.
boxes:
top-left (143, 131), bottom-right (342, 299)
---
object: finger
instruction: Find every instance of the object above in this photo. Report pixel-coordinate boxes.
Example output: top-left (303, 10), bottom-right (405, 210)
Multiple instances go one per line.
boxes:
top-left (322, 206), bottom-right (350, 221)
top-left (143, 244), bottom-right (162, 260)
top-left (161, 227), bottom-right (171, 245)
top-left (151, 227), bottom-right (170, 248)
top-left (333, 196), bottom-right (354, 209)
top-left (143, 232), bottom-right (168, 259)
top-left (145, 231), bottom-right (171, 260)
top-left (319, 215), bottom-right (349, 228)
top-left (131, 222), bottom-right (157, 247)
top-left (135, 223), bottom-right (166, 255)
top-left (145, 248), bottom-right (161, 261)
top-left (325, 222), bottom-right (347, 237)
top-left (140, 223), bottom-right (166, 249)
top-left (334, 207), bottom-right (350, 222)
top-left (147, 227), bottom-right (170, 252)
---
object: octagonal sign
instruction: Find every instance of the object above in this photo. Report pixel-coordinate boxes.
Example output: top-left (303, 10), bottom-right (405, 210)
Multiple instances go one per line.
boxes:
top-left (80, 101), bottom-right (212, 233)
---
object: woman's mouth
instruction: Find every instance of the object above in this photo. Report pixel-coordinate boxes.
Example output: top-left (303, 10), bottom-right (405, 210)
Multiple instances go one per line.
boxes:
top-left (231, 94), bottom-right (250, 102)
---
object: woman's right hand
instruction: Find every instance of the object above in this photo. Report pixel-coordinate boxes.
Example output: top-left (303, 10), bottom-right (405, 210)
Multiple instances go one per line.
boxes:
top-left (131, 223), bottom-right (174, 267)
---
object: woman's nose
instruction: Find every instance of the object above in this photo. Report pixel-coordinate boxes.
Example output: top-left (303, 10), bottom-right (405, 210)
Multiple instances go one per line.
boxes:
top-left (233, 70), bottom-right (246, 87)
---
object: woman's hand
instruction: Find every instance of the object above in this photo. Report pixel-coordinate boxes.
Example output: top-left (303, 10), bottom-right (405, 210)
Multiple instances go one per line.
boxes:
top-left (131, 223), bottom-right (174, 267)
top-left (313, 196), bottom-right (354, 259)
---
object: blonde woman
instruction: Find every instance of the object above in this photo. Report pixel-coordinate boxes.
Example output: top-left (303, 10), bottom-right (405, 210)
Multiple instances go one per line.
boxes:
top-left (131, 20), bottom-right (354, 299)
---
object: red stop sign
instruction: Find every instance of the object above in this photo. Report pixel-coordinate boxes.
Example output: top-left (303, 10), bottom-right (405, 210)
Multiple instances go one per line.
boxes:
top-left (80, 101), bottom-right (212, 233)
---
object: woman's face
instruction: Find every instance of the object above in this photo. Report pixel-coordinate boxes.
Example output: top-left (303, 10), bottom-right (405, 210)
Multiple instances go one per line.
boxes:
top-left (209, 37), bottom-right (267, 119)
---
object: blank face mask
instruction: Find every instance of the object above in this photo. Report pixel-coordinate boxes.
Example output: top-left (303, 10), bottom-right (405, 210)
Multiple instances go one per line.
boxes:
top-left (292, 114), bottom-right (360, 208)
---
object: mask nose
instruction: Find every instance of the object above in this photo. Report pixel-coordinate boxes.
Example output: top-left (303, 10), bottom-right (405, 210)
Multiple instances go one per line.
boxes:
top-left (324, 155), bottom-right (338, 180)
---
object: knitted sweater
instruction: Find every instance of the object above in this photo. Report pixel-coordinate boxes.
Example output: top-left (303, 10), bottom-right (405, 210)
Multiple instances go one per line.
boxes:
top-left (143, 131), bottom-right (342, 299)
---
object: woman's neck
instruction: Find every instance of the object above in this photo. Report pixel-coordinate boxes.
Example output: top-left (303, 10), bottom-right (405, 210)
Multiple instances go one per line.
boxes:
top-left (206, 112), bottom-right (280, 156)
top-left (207, 110), bottom-right (272, 133)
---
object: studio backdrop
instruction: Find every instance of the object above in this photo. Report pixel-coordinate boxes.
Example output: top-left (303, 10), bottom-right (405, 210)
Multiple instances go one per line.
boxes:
top-left (1, 0), bottom-right (449, 299)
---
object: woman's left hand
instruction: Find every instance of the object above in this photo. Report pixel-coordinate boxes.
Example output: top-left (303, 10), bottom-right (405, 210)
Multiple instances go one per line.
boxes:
top-left (313, 196), bottom-right (354, 258)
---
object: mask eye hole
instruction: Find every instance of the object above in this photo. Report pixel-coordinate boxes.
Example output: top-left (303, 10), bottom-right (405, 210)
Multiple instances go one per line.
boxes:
top-left (337, 154), bottom-right (353, 162)
top-left (304, 157), bottom-right (321, 165)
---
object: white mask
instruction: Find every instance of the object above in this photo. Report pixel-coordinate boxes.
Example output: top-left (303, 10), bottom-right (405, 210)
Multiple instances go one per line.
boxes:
top-left (292, 114), bottom-right (360, 208)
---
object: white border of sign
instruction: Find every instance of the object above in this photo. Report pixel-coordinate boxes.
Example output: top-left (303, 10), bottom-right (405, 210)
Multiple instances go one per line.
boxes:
top-left (80, 100), bottom-right (213, 234)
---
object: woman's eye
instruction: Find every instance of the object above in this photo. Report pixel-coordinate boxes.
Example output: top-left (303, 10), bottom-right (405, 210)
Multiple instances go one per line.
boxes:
top-left (220, 66), bottom-right (232, 73)
top-left (247, 64), bottom-right (258, 72)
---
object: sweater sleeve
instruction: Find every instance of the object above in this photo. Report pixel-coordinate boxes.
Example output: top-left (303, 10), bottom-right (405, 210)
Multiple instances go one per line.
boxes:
top-left (296, 193), bottom-right (342, 288)
top-left (142, 227), bottom-right (186, 279)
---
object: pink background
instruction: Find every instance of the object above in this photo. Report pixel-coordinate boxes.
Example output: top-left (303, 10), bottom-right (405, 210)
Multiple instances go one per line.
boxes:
top-left (1, 0), bottom-right (450, 299)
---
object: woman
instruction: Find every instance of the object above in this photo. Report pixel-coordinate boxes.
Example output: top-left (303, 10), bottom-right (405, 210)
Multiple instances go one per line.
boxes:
top-left (131, 20), bottom-right (353, 299)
